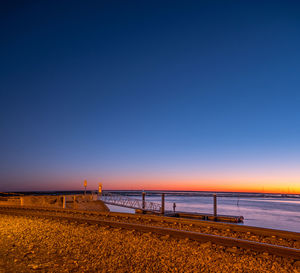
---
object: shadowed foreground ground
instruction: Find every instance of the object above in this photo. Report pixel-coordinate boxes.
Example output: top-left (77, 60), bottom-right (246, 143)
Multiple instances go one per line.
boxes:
top-left (0, 215), bottom-right (298, 272)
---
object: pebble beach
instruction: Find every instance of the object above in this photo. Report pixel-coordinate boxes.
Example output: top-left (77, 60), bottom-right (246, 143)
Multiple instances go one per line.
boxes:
top-left (0, 214), bottom-right (299, 273)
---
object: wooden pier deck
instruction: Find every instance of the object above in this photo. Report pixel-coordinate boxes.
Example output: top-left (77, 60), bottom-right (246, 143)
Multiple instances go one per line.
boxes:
top-left (164, 211), bottom-right (244, 223)
top-left (135, 209), bottom-right (244, 223)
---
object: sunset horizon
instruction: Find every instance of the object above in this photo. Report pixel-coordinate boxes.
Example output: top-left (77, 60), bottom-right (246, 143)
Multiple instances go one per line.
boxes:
top-left (3, 178), bottom-right (299, 195)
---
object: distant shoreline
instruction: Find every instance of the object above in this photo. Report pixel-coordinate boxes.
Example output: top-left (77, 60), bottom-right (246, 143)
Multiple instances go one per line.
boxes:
top-left (1, 190), bottom-right (300, 198)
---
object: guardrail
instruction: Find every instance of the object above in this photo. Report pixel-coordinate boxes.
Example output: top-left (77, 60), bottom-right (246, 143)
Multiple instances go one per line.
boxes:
top-left (99, 192), bottom-right (161, 212)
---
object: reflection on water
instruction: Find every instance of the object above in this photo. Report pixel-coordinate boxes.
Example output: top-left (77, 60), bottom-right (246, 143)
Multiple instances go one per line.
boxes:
top-left (107, 192), bottom-right (300, 232)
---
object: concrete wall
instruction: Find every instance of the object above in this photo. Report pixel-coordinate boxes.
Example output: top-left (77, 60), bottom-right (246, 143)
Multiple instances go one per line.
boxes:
top-left (0, 194), bottom-right (109, 212)
top-left (72, 200), bottom-right (109, 212)
top-left (20, 195), bottom-right (63, 208)
top-left (0, 197), bottom-right (20, 206)
top-left (70, 195), bottom-right (109, 212)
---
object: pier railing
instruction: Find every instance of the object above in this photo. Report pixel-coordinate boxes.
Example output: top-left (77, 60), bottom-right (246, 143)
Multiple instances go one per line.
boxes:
top-left (99, 192), bottom-right (161, 213)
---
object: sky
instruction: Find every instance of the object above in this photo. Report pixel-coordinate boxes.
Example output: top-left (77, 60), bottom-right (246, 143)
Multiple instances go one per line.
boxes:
top-left (1, 1), bottom-right (300, 193)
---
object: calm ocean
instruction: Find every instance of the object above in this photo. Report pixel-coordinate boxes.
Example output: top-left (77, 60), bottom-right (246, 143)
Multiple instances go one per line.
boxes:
top-left (105, 191), bottom-right (300, 232)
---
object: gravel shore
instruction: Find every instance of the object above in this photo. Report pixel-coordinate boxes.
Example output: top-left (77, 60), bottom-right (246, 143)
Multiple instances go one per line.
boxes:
top-left (0, 215), bottom-right (299, 272)
top-left (3, 207), bottom-right (297, 249)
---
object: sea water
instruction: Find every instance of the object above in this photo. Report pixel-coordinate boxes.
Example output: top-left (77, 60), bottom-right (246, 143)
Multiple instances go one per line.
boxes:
top-left (105, 191), bottom-right (300, 232)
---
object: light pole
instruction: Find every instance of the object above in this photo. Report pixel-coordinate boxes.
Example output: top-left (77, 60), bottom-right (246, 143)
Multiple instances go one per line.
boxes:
top-left (84, 179), bottom-right (87, 195)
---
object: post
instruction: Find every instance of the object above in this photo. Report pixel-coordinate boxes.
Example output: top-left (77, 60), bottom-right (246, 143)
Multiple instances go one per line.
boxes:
top-left (161, 193), bottom-right (165, 215)
top-left (98, 183), bottom-right (102, 196)
top-left (84, 179), bottom-right (87, 195)
top-left (20, 197), bottom-right (24, 206)
top-left (213, 194), bottom-right (217, 219)
top-left (63, 195), bottom-right (66, 209)
top-left (142, 191), bottom-right (145, 211)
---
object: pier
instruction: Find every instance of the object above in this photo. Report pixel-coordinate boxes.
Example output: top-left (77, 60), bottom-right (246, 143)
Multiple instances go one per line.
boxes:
top-left (99, 191), bottom-right (244, 223)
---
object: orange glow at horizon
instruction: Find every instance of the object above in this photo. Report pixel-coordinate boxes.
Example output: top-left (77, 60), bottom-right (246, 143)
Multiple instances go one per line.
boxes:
top-left (95, 177), bottom-right (300, 194)
top-left (80, 167), bottom-right (300, 194)
top-left (4, 173), bottom-right (299, 194)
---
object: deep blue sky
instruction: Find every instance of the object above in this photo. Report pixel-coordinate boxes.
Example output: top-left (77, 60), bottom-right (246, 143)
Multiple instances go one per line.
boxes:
top-left (1, 1), bottom-right (300, 192)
